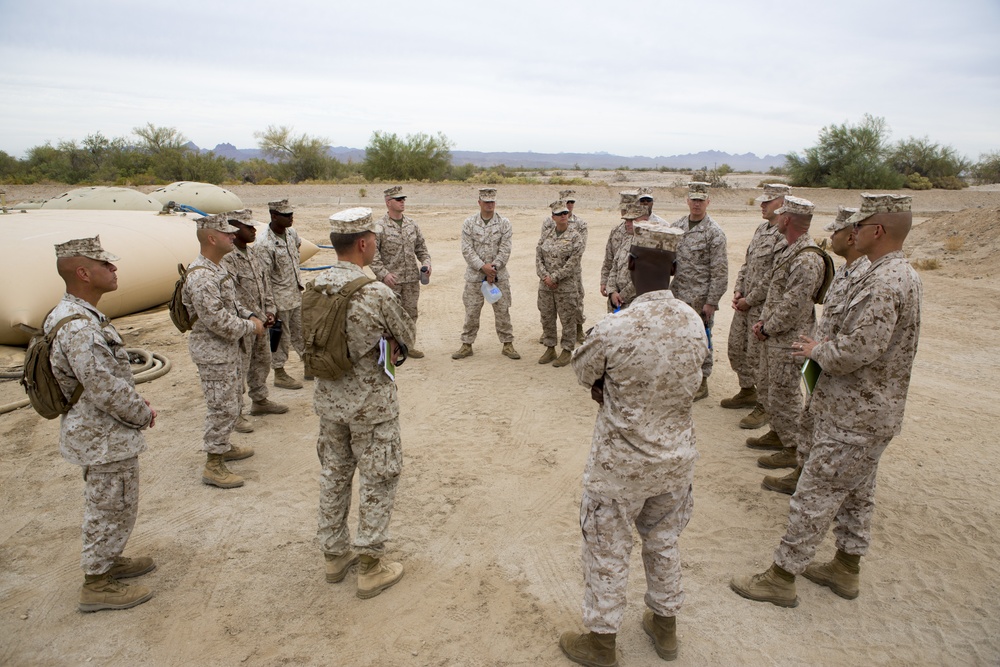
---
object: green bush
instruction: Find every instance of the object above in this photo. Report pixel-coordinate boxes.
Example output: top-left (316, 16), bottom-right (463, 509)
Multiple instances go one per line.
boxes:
top-left (362, 131), bottom-right (452, 181)
top-left (930, 175), bottom-right (968, 190)
top-left (786, 114), bottom-right (905, 189)
top-left (255, 125), bottom-right (343, 182)
top-left (890, 137), bottom-right (969, 184)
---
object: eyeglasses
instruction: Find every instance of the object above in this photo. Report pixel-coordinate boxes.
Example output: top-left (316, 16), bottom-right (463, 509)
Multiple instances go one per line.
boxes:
top-left (853, 222), bottom-right (881, 230)
top-left (554, 211), bottom-right (569, 216)
top-left (392, 197), bottom-right (406, 201)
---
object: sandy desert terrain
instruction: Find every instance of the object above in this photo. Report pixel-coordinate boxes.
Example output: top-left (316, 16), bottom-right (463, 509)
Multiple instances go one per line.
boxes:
top-left (2, 179), bottom-right (999, 666)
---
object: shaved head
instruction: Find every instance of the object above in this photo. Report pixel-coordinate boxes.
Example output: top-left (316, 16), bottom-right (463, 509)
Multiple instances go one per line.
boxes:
top-left (870, 211), bottom-right (913, 243)
top-left (786, 213), bottom-right (813, 231)
top-left (56, 256), bottom-right (89, 283)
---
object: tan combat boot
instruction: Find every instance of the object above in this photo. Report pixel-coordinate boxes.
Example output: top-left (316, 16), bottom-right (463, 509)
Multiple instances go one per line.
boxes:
top-left (356, 555), bottom-right (404, 599)
top-left (558, 631), bottom-right (618, 667)
top-left (721, 386), bottom-right (757, 409)
top-left (538, 346), bottom-right (557, 364)
top-left (451, 343), bottom-right (473, 360)
top-left (79, 573), bottom-right (153, 612)
top-left (730, 563), bottom-right (798, 608)
top-left (273, 367), bottom-right (303, 390)
top-left (501, 342), bottom-right (521, 360)
top-left (745, 429), bottom-right (783, 450)
top-left (325, 550), bottom-right (360, 583)
top-left (642, 611), bottom-right (678, 661)
top-left (202, 453), bottom-right (245, 488)
top-left (108, 556), bottom-right (155, 579)
top-left (222, 444), bottom-right (254, 461)
top-left (576, 322), bottom-right (586, 344)
top-left (693, 377), bottom-right (708, 401)
top-left (407, 339), bottom-right (425, 359)
top-left (250, 399), bottom-right (289, 415)
top-left (757, 447), bottom-right (797, 469)
top-left (802, 550), bottom-right (861, 599)
top-left (739, 403), bottom-right (770, 429)
top-left (234, 415), bottom-right (254, 433)
top-left (552, 349), bottom-right (573, 367)
top-left (762, 465), bottom-right (801, 495)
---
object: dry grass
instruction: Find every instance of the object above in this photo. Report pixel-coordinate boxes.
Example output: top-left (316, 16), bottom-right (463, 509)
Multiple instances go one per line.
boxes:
top-left (912, 258), bottom-right (942, 270)
top-left (944, 235), bottom-right (965, 252)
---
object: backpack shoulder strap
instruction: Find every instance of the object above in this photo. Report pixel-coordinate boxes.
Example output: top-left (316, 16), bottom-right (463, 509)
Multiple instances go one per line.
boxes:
top-left (337, 276), bottom-right (375, 299)
top-left (46, 312), bottom-right (88, 407)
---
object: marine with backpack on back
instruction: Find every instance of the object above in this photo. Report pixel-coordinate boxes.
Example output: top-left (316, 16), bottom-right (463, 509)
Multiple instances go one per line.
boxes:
top-left (40, 235), bottom-right (158, 612)
top-left (310, 207), bottom-right (415, 600)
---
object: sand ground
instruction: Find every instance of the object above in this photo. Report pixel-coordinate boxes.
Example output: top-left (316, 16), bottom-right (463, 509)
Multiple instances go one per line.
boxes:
top-left (1, 180), bottom-right (999, 666)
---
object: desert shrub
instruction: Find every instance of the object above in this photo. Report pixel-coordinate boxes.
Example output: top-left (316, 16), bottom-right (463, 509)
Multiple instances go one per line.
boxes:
top-left (548, 176), bottom-right (589, 186)
top-left (911, 258), bottom-right (941, 270)
top-left (970, 151), bottom-right (1000, 184)
top-left (931, 175), bottom-right (968, 190)
top-left (891, 137), bottom-right (969, 185)
top-left (255, 125), bottom-right (343, 182)
top-left (785, 114), bottom-right (905, 189)
top-left (362, 131), bottom-right (452, 181)
top-left (358, 188), bottom-right (367, 198)
top-left (757, 178), bottom-right (788, 187)
top-left (904, 173), bottom-right (933, 190)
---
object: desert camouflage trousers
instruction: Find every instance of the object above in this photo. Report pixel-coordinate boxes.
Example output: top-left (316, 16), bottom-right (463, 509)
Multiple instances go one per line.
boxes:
top-left (727, 306), bottom-right (762, 389)
top-left (537, 283), bottom-right (579, 350)
top-left (317, 416), bottom-right (402, 558)
top-left (196, 360), bottom-right (241, 454)
top-left (579, 467), bottom-right (695, 634)
top-left (388, 280), bottom-right (420, 322)
top-left (573, 267), bottom-right (586, 325)
top-left (272, 306), bottom-right (304, 369)
top-left (80, 456), bottom-right (139, 575)
top-left (758, 343), bottom-right (805, 453)
top-left (238, 330), bottom-right (272, 413)
top-left (774, 422), bottom-right (890, 574)
top-left (461, 279), bottom-right (513, 344)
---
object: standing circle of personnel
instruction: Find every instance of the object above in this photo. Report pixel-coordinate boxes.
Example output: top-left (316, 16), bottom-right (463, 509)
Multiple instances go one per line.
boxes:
top-left (41, 185), bottom-right (923, 665)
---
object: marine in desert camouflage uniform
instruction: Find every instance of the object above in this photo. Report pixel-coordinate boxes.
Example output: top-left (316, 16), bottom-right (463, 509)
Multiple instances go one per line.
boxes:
top-left (762, 205), bottom-right (871, 494)
top-left (183, 214), bottom-right (265, 489)
top-left (536, 200), bottom-right (584, 366)
top-left (749, 196), bottom-right (825, 478)
top-left (560, 224), bottom-right (708, 665)
top-left (220, 210), bottom-right (287, 433)
top-left (731, 194), bottom-right (921, 607)
top-left (540, 189), bottom-right (589, 343)
top-left (560, 222), bottom-right (707, 666)
top-left (637, 187), bottom-right (668, 223)
top-left (47, 236), bottom-right (157, 612)
top-left (671, 182), bottom-right (729, 400)
top-left (453, 188), bottom-right (519, 360)
top-left (313, 207), bottom-right (415, 599)
top-left (723, 184), bottom-right (790, 429)
top-left (255, 198), bottom-right (305, 389)
top-left (370, 186), bottom-right (431, 358)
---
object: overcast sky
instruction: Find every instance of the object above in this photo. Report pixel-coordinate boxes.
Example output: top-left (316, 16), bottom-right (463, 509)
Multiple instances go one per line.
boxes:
top-left (2, 0), bottom-right (998, 161)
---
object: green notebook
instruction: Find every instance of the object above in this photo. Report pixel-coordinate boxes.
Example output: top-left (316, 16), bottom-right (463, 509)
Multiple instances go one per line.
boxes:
top-left (801, 359), bottom-right (822, 394)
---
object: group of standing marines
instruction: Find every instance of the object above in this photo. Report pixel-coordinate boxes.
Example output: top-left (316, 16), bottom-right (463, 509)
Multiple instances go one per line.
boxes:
top-left (41, 183), bottom-right (922, 667)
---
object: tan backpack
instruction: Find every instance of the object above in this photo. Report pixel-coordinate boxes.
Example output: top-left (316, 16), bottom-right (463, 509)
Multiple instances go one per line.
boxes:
top-left (20, 313), bottom-right (86, 419)
top-left (168, 263), bottom-right (210, 332)
top-left (301, 276), bottom-right (374, 380)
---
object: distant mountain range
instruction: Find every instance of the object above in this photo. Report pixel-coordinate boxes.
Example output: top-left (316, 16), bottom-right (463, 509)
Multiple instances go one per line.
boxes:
top-left (188, 142), bottom-right (786, 172)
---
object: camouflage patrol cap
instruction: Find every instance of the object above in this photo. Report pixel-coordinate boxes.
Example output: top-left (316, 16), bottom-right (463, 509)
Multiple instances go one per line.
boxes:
top-left (754, 183), bottom-right (792, 204)
top-left (384, 185), bottom-right (406, 199)
top-left (622, 202), bottom-right (647, 220)
top-left (550, 200), bottom-right (570, 215)
top-left (846, 193), bottom-right (912, 225)
top-left (559, 189), bottom-right (576, 202)
top-left (268, 199), bottom-right (294, 215)
top-left (687, 182), bottom-right (711, 200)
top-left (619, 190), bottom-right (639, 207)
top-left (226, 208), bottom-right (258, 227)
top-left (632, 222), bottom-right (683, 252)
top-left (824, 206), bottom-right (859, 232)
top-left (329, 207), bottom-right (377, 234)
top-left (197, 213), bottom-right (241, 233)
top-left (478, 188), bottom-right (497, 202)
top-left (775, 195), bottom-right (815, 216)
top-left (54, 235), bottom-right (120, 262)
top-left (637, 187), bottom-right (654, 201)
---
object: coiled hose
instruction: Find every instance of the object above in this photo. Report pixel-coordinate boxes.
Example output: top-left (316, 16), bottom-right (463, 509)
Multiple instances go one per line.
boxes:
top-left (0, 348), bottom-right (171, 416)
